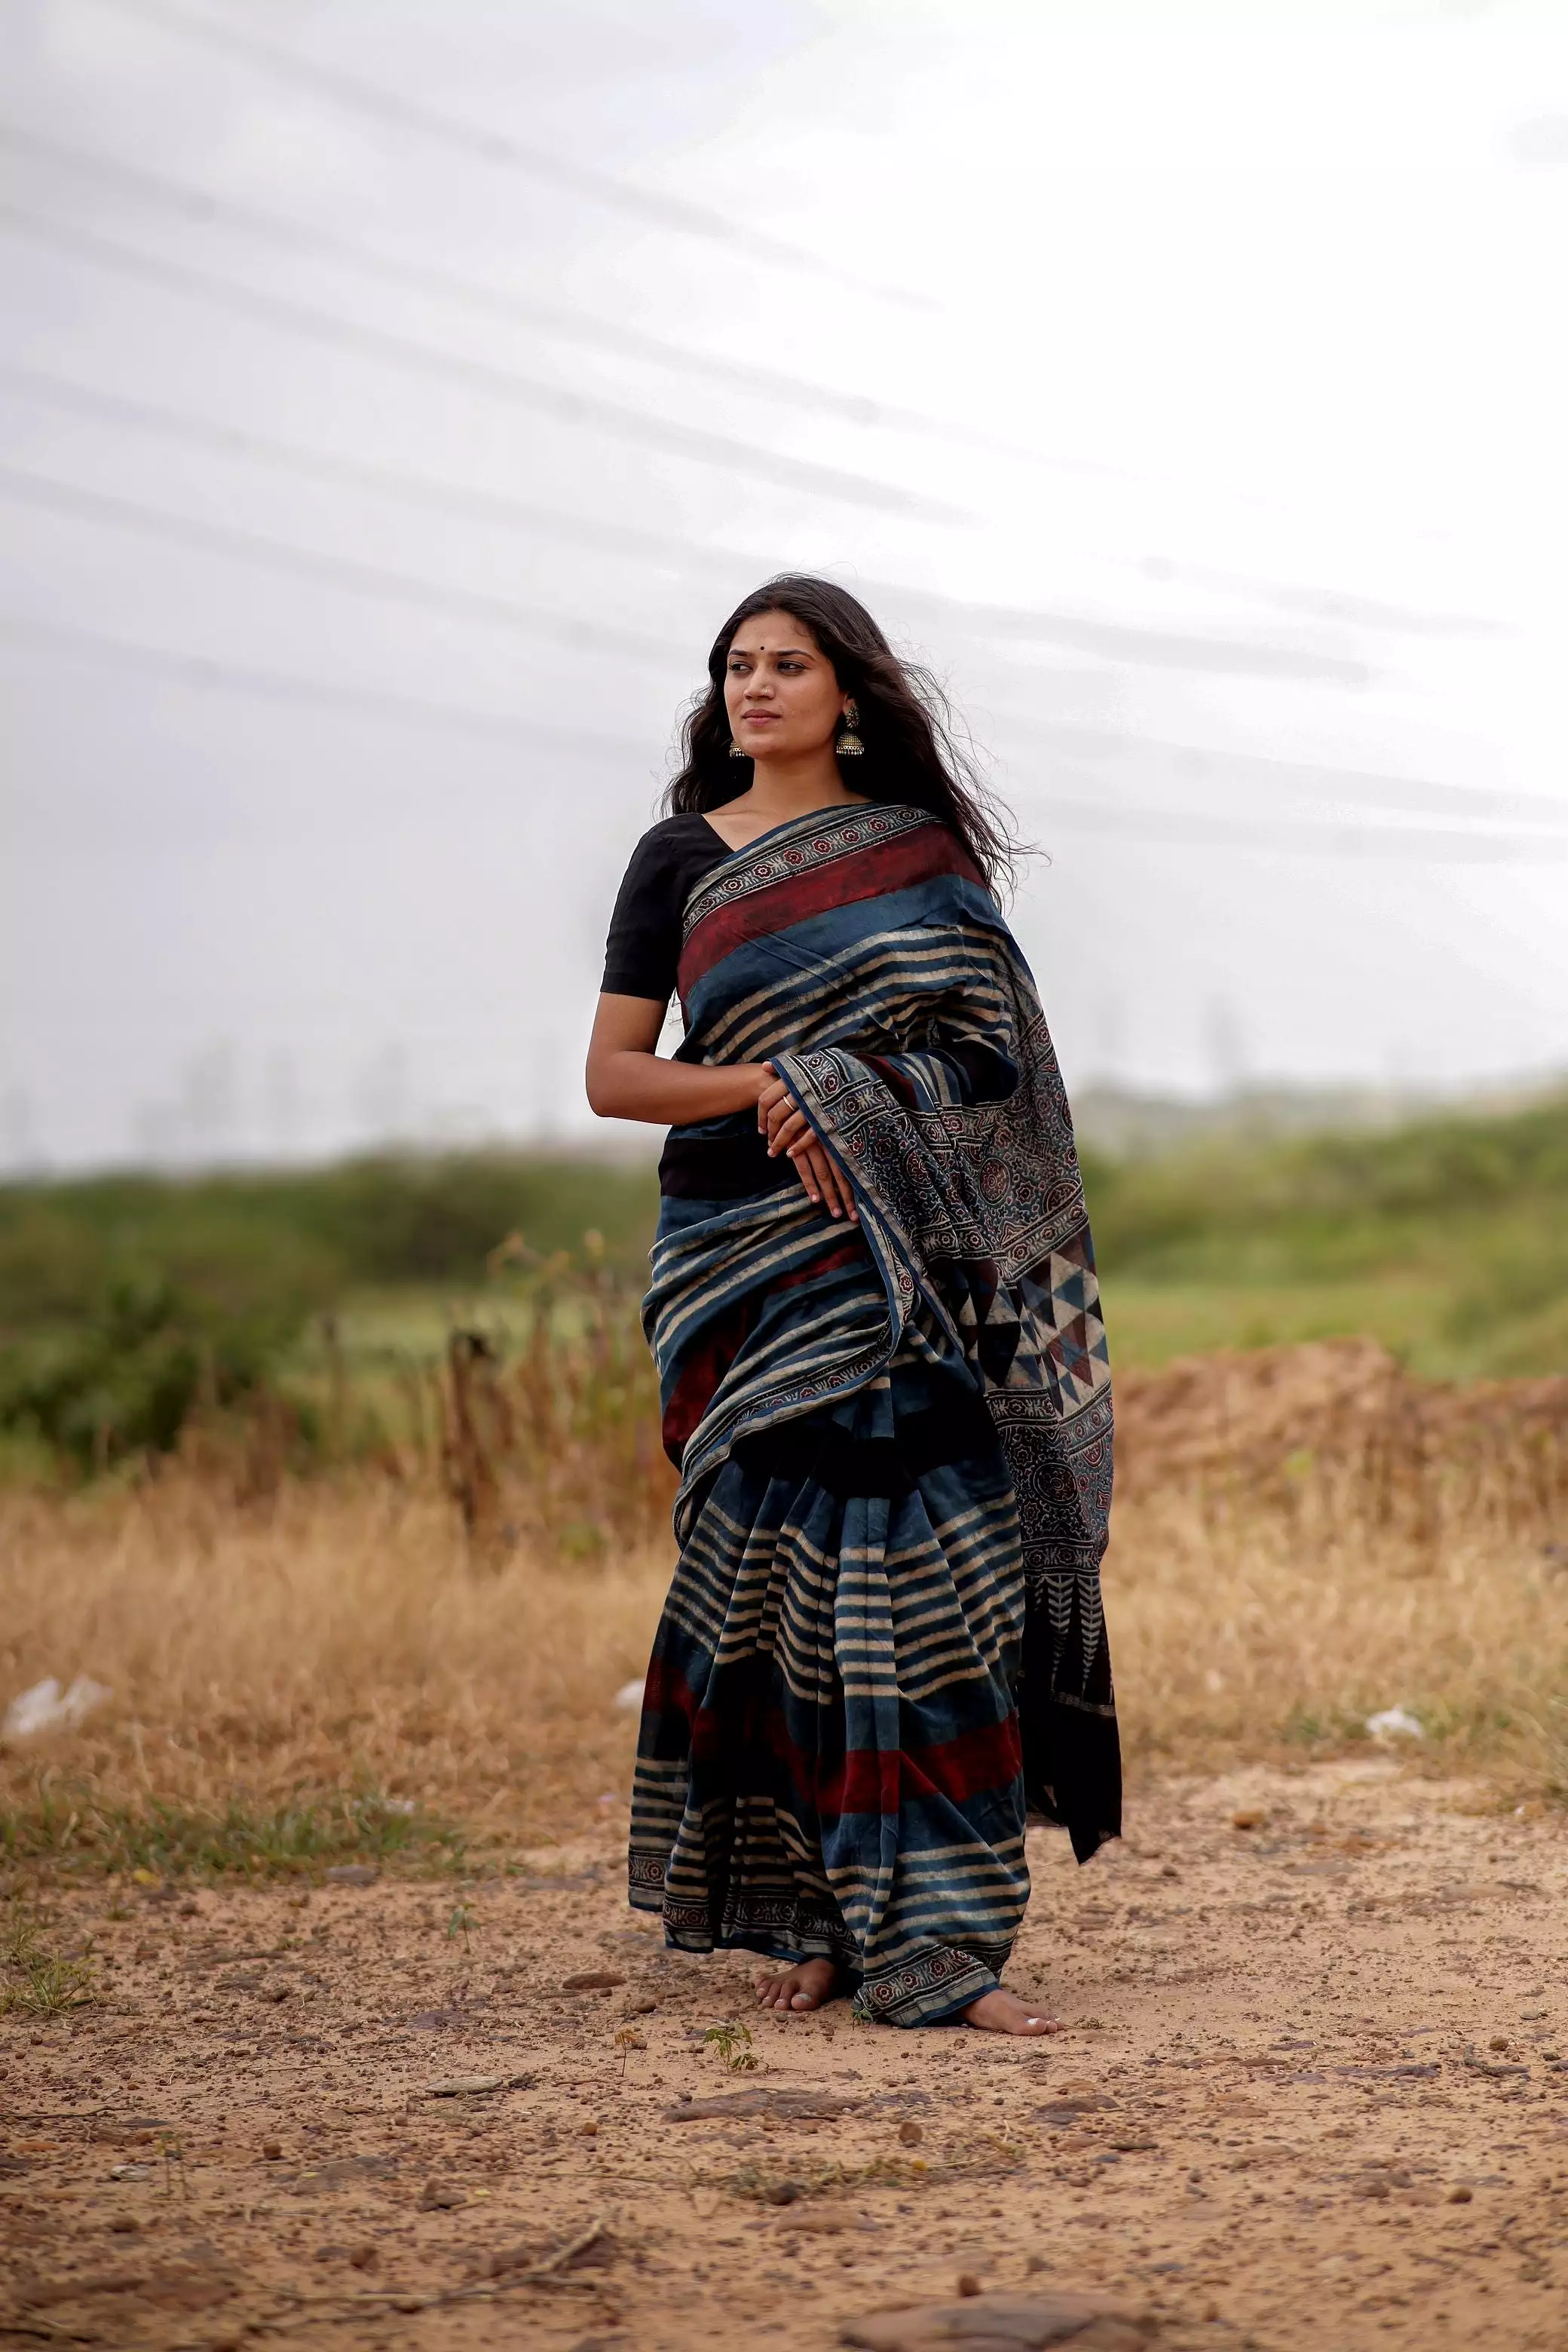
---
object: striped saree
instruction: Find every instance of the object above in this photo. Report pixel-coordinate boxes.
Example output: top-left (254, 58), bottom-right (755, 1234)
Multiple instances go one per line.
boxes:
top-left (628, 801), bottom-right (1117, 2026)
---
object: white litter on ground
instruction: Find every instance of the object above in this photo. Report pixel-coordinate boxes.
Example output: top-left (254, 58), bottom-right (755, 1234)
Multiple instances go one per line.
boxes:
top-left (3, 1674), bottom-right (112, 1741)
top-left (614, 1678), bottom-right (647, 1713)
top-left (1365, 1704), bottom-right (1424, 1741)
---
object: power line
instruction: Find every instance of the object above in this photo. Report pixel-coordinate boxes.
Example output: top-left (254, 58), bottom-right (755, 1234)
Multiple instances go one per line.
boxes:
top-left (0, 609), bottom-right (646, 758)
top-left (0, 121), bottom-right (1138, 494)
top-left (0, 356), bottom-right (726, 574)
top-left (88, 0), bottom-right (934, 312)
top-left (0, 200), bottom-right (959, 522)
top-left (982, 708), bottom-right (1568, 831)
top-left (22, 37), bottom-right (1496, 614)
top-left (2, 611), bottom-right (1561, 862)
top-left (0, 363), bottom-right (1373, 700)
top-left (4, 367), bottom-right (1535, 829)
top-left (0, 194), bottom-right (1368, 688)
top-left (0, 121), bottom-right (943, 441)
top-left (1006, 792), bottom-right (1568, 863)
top-left (0, 461), bottom-right (694, 663)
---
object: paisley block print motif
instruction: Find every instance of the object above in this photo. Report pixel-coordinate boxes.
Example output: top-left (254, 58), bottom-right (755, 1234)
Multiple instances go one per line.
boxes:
top-left (628, 802), bottom-right (1118, 2027)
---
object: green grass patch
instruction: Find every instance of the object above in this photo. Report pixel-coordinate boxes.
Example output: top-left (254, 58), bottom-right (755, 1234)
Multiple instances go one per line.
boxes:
top-left (0, 1787), bottom-right (466, 1882)
top-left (1, 1900), bottom-right (97, 2016)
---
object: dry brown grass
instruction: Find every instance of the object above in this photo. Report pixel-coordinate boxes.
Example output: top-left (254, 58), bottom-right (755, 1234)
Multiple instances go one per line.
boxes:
top-left (0, 1479), bottom-right (669, 1865)
top-left (3, 1339), bottom-right (1565, 1878)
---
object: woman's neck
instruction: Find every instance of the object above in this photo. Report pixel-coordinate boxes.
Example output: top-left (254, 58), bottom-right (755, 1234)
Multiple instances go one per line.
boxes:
top-left (708, 755), bottom-right (867, 849)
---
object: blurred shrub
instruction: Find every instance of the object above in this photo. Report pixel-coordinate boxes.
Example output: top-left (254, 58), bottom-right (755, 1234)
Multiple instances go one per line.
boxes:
top-left (1085, 1091), bottom-right (1568, 1291)
top-left (0, 1153), bottom-right (658, 1340)
top-left (0, 1151), bottom-right (659, 1481)
top-left (0, 1237), bottom-right (332, 1471)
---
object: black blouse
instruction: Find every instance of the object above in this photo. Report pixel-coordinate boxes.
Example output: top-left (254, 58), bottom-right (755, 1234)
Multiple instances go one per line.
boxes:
top-left (601, 814), bottom-right (729, 1002)
top-left (600, 813), bottom-right (798, 1202)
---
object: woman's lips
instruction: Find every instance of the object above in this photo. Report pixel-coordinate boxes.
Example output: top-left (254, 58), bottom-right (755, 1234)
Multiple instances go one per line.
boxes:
top-left (742, 712), bottom-right (777, 725)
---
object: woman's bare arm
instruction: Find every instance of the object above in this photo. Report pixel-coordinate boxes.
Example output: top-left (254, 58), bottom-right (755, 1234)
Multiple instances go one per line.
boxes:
top-left (583, 997), bottom-right (856, 1221)
top-left (585, 994), bottom-right (770, 1125)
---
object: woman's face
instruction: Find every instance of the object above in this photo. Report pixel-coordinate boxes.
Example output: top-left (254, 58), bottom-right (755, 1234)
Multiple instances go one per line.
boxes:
top-left (723, 610), bottom-right (849, 762)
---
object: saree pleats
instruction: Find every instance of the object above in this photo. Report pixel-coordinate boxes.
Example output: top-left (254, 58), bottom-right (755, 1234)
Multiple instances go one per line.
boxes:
top-left (631, 1301), bottom-right (1031, 2024)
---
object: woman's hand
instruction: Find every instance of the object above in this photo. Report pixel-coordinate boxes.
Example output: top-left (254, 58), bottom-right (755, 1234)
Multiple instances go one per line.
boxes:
top-left (757, 1067), bottom-right (858, 1223)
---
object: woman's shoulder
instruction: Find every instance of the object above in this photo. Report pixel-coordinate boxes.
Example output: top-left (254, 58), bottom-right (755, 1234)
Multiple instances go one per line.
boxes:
top-left (620, 811), bottom-right (723, 873)
top-left (608, 813), bottom-right (727, 927)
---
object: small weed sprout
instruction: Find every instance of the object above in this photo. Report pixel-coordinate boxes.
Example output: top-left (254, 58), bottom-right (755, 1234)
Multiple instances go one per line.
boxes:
top-left (703, 2020), bottom-right (758, 2072)
top-left (156, 2129), bottom-right (189, 2201)
top-left (446, 1900), bottom-right (479, 1952)
top-left (0, 1903), bottom-right (96, 2017)
top-left (613, 2022), bottom-right (647, 2078)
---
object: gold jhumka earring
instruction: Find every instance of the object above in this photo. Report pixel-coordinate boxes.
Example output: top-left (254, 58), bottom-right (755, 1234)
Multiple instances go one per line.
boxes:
top-left (728, 738), bottom-right (749, 757)
top-left (836, 700), bottom-right (865, 756)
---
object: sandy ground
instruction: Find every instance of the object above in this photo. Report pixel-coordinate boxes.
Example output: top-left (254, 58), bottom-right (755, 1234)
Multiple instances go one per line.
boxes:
top-left (4, 1761), bottom-right (1566, 2352)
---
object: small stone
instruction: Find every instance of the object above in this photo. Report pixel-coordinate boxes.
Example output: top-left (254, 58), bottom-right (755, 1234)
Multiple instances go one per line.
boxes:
top-left (262, 2142), bottom-right (283, 2161)
top-left (349, 2244), bottom-right (378, 2271)
top-left (1231, 1811), bottom-right (1264, 1831)
top-left (579, 2119), bottom-right (599, 2136)
top-left (898, 2119), bottom-right (923, 2146)
top-left (1160, 1864), bottom-right (1180, 1880)
top-left (325, 1865), bottom-right (379, 1888)
top-left (260, 1984), bottom-right (292, 2004)
top-left (1447, 2184), bottom-right (1474, 2203)
top-left (957, 2273), bottom-right (982, 2297)
top-left (765, 2181), bottom-right (804, 2205)
top-left (176, 1898), bottom-right (200, 1917)
top-left (623, 1995), bottom-right (657, 2017)
top-left (1488, 2035), bottom-right (1509, 2052)
top-left (841, 2295), bottom-right (1147, 2351)
top-left (109, 2218), bottom-right (140, 2235)
top-left (562, 1969), bottom-right (626, 1992)
top-left (392, 2294), bottom-right (425, 2313)
top-left (418, 2179), bottom-right (465, 2211)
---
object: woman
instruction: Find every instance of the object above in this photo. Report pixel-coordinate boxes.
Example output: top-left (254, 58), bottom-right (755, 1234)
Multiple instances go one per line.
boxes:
top-left (586, 577), bottom-right (1117, 2034)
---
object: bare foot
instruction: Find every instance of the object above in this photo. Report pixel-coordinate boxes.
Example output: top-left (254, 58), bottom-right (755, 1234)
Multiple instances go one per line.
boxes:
top-left (960, 1988), bottom-right (1064, 2036)
top-left (754, 1957), bottom-right (841, 2014)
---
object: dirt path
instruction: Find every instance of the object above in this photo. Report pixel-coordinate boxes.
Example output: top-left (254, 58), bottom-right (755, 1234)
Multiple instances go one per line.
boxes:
top-left (5, 1762), bottom-right (1566, 2351)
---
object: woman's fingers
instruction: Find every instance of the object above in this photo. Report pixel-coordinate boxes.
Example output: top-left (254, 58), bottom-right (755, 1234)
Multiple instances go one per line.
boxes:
top-left (755, 1075), bottom-right (790, 1132)
top-left (824, 1152), bottom-right (858, 1221)
top-left (789, 1138), bottom-right (857, 1222)
top-left (767, 1107), bottom-right (810, 1156)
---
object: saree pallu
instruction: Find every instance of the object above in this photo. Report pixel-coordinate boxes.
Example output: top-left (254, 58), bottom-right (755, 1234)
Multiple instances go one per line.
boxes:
top-left (629, 801), bottom-right (1117, 2027)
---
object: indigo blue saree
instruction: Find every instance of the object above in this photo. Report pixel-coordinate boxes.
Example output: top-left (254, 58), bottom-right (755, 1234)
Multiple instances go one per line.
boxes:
top-left (625, 801), bottom-right (1117, 2027)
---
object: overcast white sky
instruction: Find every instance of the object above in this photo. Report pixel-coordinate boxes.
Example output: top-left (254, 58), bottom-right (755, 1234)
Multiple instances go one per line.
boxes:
top-left (2, 0), bottom-right (1566, 1170)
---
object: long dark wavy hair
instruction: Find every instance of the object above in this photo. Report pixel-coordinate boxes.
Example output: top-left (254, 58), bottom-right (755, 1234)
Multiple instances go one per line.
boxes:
top-left (665, 575), bottom-right (1021, 897)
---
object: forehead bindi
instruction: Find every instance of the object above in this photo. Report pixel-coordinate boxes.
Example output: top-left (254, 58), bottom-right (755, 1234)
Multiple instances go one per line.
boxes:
top-left (729, 615), bottom-right (819, 660)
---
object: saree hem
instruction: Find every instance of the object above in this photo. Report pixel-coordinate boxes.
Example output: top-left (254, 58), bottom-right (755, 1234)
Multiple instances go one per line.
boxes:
top-left (629, 1872), bottom-right (861, 1973)
top-left (852, 1942), bottom-right (1007, 2029)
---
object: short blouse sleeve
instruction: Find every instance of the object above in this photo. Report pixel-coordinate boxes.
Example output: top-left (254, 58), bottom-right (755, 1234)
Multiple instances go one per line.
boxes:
top-left (601, 818), bottom-right (726, 1003)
